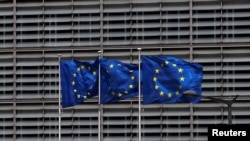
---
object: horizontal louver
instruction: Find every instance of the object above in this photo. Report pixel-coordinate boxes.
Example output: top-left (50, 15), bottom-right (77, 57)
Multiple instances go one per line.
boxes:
top-left (0, 0), bottom-right (249, 141)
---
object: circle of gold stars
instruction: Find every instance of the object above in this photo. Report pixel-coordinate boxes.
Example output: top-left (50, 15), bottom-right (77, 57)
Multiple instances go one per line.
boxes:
top-left (71, 64), bottom-right (97, 101)
top-left (152, 59), bottom-right (186, 99)
top-left (107, 63), bottom-right (137, 98)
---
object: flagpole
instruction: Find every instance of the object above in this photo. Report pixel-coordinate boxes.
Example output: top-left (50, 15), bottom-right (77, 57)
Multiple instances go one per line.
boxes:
top-left (57, 54), bottom-right (62, 141)
top-left (137, 48), bottom-right (142, 141)
top-left (98, 50), bottom-right (102, 141)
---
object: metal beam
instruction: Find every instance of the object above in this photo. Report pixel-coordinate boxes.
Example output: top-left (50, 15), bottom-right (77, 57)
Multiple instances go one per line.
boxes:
top-left (183, 90), bottom-right (239, 125)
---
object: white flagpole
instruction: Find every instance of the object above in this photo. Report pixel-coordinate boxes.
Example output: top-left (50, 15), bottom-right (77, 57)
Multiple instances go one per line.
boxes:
top-left (137, 48), bottom-right (142, 141)
top-left (98, 50), bottom-right (102, 141)
top-left (57, 54), bottom-right (62, 141)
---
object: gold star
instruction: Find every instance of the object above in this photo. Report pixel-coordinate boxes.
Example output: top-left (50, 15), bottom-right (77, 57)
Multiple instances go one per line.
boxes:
top-left (179, 85), bottom-right (183, 89)
top-left (71, 80), bottom-right (75, 86)
top-left (155, 69), bottom-right (160, 74)
top-left (168, 93), bottom-right (172, 98)
top-left (165, 61), bottom-right (169, 65)
top-left (178, 68), bottom-right (183, 73)
top-left (77, 67), bottom-right (81, 71)
top-left (160, 91), bottom-right (164, 96)
top-left (153, 77), bottom-right (157, 82)
top-left (118, 64), bottom-right (121, 66)
top-left (175, 91), bottom-right (179, 95)
top-left (124, 90), bottom-right (128, 94)
top-left (73, 73), bottom-right (77, 77)
top-left (83, 96), bottom-right (87, 99)
top-left (155, 85), bottom-right (159, 90)
top-left (77, 94), bottom-right (81, 99)
top-left (180, 76), bottom-right (185, 81)
top-left (73, 89), bottom-right (77, 93)
top-left (173, 64), bottom-right (177, 67)
top-left (81, 65), bottom-right (85, 69)
top-left (93, 71), bottom-right (96, 75)
top-left (131, 76), bottom-right (135, 80)
top-left (110, 64), bottom-right (114, 68)
top-left (129, 84), bottom-right (133, 89)
top-left (118, 93), bottom-right (122, 97)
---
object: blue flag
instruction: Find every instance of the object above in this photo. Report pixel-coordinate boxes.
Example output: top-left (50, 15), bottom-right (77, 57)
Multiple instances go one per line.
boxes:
top-left (142, 55), bottom-right (203, 105)
top-left (100, 58), bottom-right (139, 104)
top-left (60, 59), bottom-right (99, 108)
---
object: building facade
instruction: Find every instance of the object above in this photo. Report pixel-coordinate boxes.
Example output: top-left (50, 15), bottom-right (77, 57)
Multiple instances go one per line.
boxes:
top-left (0, 0), bottom-right (250, 141)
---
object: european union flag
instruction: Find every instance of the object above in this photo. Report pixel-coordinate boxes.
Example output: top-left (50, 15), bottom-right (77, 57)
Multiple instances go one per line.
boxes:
top-left (142, 55), bottom-right (203, 105)
top-left (100, 58), bottom-right (139, 104)
top-left (60, 59), bottom-right (99, 108)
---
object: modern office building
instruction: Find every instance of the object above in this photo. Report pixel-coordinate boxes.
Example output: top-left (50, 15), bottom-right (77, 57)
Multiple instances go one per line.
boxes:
top-left (0, 0), bottom-right (250, 141)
